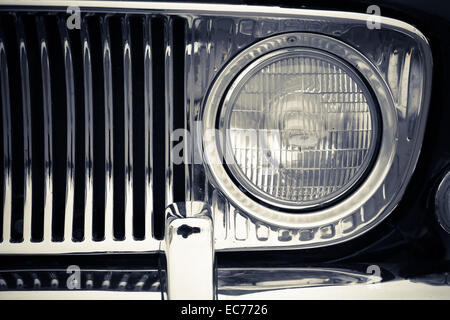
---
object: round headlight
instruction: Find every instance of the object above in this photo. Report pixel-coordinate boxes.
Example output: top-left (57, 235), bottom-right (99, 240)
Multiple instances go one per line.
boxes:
top-left (219, 48), bottom-right (379, 209)
top-left (202, 32), bottom-right (396, 229)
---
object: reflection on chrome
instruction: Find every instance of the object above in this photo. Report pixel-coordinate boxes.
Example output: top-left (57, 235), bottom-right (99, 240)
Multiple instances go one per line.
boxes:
top-left (164, 202), bottom-right (215, 300)
top-left (218, 268), bottom-right (382, 295)
top-left (0, 0), bottom-right (441, 301)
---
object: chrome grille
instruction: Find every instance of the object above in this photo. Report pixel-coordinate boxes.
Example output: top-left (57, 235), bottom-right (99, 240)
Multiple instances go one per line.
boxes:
top-left (0, 2), bottom-right (433, 253)
top-left (0, 12), bottom-right (167, 253)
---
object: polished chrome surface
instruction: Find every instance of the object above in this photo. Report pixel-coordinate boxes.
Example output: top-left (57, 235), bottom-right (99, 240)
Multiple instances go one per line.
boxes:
top-left (1, 279), bottom-right (449, 300)
top-left (218, 267), bottom-right (381, 295)
top-left (219, 280), bottom-right (450, 300)
top-left (58, 17), bottom-right (75, 243)
top-left (436, 171), bottom-right (450, 233)
top-left (0, 265), bottom-right (448, 300)
top-left (0, 11), bottom-right (160, 253)
top-left (81, 17), bottom-right (94, 241)
top-left (122, 16), bottom-right (134, 240)
top-left (203, 32), bottom-right (397, 236)
top-left (165, 18), bottom-right (174, 208)
top-left (37, 17), bottom-right (54, 242)
top-left (194, 15), bottom-right (431, 250)
top-left (164, 202), bottom-right (215, 300)
top-left (0, 1), bottom-right (442, 303)
top-left (0, 29), bottom-right (12, 243)
top-left (0, 2), bottom-right (432, 254)
top-left (0, 268), bottom-right (162, 297)
top-left (143, 16), bottom-right (154, 240)
top-left (18, 18), bottom-right (33, 242)
top-left (102, 15), bottom-right (114, 240)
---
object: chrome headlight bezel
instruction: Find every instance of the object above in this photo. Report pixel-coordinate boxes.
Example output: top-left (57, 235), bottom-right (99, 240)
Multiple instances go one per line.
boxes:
top-left (203, 32), bottom-right (397, 229)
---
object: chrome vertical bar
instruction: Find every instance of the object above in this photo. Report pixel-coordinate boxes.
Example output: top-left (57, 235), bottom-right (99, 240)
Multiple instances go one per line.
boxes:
top-left (122, 17), bottom-right (133, 240)
top-left (102, 16), bottom-right (114, 240)
top-left (0, 34), bottom-right (11, 243)
top-left (81, 18), bottom-right (93, 241)
top-left (143, 16), bottom-right (153, 240)
top-left (37, 17), bottom-right (53, 242)
top-left (164, 18), bottom-right (174, 207)
top-left (164, 202), bottom-right (215, 300)
top-left (58, 18), bottom-right (75, 242)
top-left (17, 18), bottom-right (32, 242)
top-left (185, 18), bottom-right (193, 203)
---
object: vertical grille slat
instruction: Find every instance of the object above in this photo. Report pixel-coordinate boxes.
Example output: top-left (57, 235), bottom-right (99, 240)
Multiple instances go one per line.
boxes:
top-left (172, 17), bottom-right (186, 204)
top-left (102, 16), bottom-right (114, 241)
top-left (81, 17), bottom-right (94, 242)
top-left (0, 29), bottom-right (12, 243)
top-left (17, 18), bottom-right (32, 242)
top-left (36, 17), bottom-right (53, 242)
top-left (164, 18), bottom-right (174, 208)
top-left (0, 12), bottom-right (163, 253)
top-left (58, 17), bottom-right (75, 243)
top-left (143, 16), bottom-right (153, 240)
top-left (122, 16), bottom-right (133, 240)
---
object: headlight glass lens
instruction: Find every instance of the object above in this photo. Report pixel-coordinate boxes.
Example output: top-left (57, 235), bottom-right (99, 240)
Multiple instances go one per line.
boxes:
top-left (220, 48), bottom-right (379, 209)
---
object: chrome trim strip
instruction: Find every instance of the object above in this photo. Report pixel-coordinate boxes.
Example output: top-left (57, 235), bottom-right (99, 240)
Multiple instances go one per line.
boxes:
top-left (0, 291), bottom-right (162, 300)
top-left (0, 1), bottom-right (431, 44)
top-left (102, 15), bottom-right (114, 241)
top-left (185, 18), bottom-right (193, 203)
top-left (0, 32), bottom-right (12, 243)
top-left (0, 239), bottom-right (160, 253)
top-left (17, 18), bottom-right (33, 242)
top-left (0, 0), bottom-right (424, 35)
top-left (122, 16), bottom-right (133, 240)
top-left (37, 17), bottom-right (54, 242)
top-left (81, 17), bottom-right (94, 241)
top-left (58, 17), bottom-right (75, 242)
top-left (164, 18), bottom-right (173, 207)
top-left (143, 16), bottom-right (153, 239)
